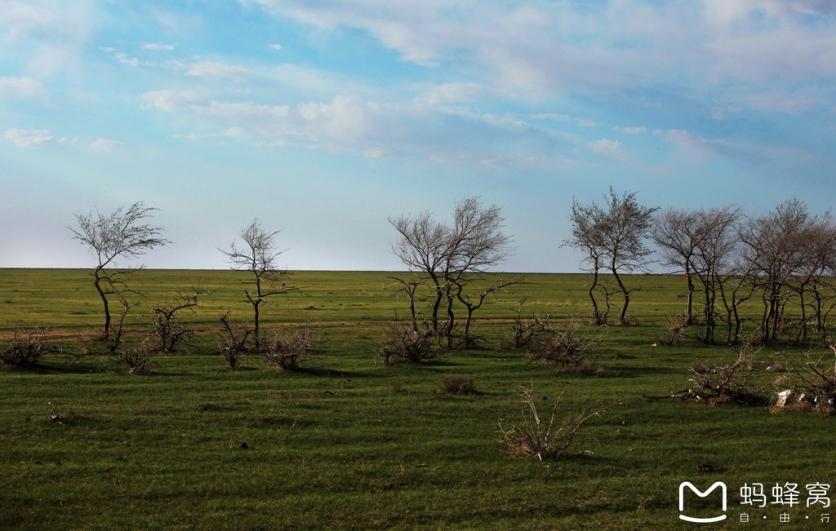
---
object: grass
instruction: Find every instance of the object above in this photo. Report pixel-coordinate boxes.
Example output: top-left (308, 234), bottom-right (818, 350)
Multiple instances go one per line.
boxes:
top-left (0, 269), bottom-right (833, 529)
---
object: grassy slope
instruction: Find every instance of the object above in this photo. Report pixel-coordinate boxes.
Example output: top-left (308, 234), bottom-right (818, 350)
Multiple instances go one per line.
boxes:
top-left (0, 269), bottom-right (832, 530)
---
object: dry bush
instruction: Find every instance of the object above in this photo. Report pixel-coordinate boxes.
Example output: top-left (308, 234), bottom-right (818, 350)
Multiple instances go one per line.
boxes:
top-left (679, 339), bottom-right (767, 406)
top-left (375, 323), bottom-right (434, 366)
top-left (152, 292), bottom-right (202, 353)
top-left (263, 328), bottom-right (312, 371)
top-left (121, 339), bottom-right (154, 375)
top-left (771, 345), bottom-right (836, 415)
top-left (504, 301), bottom-right (551, 349)
top-left (0, 329), bottom-right (55, 366)
top-left (217, 312), bottom-right (251, 369)
top-left (499, 385), bottom-right (599, 461)
top-left (440, 374), bottom-right (477, 395)
top-left (660, 314), bottom-right (689, 346)
top-left (527, 321), bottom-right (595, 367)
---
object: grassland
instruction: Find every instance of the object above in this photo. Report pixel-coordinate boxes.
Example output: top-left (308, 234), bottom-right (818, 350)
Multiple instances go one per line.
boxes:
top-left (0, 269), bottom-right (833, 530)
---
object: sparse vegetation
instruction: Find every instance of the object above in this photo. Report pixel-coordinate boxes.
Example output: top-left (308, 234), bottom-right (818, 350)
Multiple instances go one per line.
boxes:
top-left (499, 385), bottom-right (599, 461)
top-left (217, 312), bottom-right (251, 369)
top-left (526, 321), bottom-right (596, 368)
top-left (0, 329), bottom-right (54, 366)
top-left (440, 374), bottom-right (477, 394)
top-left (679, 338), bottom-right (767, 406)
top-left (375, 323), bottom-right (434, 366)
top-left (263, 327), bottom-right (313, 371)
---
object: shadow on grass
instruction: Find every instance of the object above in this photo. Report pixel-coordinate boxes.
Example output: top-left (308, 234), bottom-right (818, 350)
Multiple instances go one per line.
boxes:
top-left (1, 362), bottom-right (105, 375)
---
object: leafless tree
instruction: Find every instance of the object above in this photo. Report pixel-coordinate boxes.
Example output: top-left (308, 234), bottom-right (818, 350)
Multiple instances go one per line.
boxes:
top-left (453, 277), bottom-right (518, 347)
top-left (152, 289), bottom-right (204, 353)
top-left (565, 200), bottom-right (610, 325)
top-left (739, 200), bottom-right (811, 344)
top-left (389, 212), bottom-right (450, 334)
top-left (591, 188), bottom-right (657, 326)
top-left (70, 202), bottom-right (168, 339)
top-left (440, 198), bottom-right (511, 346)
top-left (652, 209), bottom-right (704, 324)
top-left (389, 197), bottom-right (511, 346)
top-left (691, 207), bottom-right (741, 344)
top-left (221, 219), bottom-right (294, 346)
top-left (389, 276), bottom-right (422, 332)
top-left (787, 215), bottom-right (836, 343)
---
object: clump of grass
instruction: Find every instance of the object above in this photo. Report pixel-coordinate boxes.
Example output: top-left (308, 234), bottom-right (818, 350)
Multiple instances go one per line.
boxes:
top-left (499, 385), bottom-right (599, 461)
top-left (440, 374), bottom-right (477, 395)
top-left (0, 329), bottom-right (55, 367)
top-left (375, 323), bottom-right (434, 366)
top-left (263, 327), bottom-right (312, 371)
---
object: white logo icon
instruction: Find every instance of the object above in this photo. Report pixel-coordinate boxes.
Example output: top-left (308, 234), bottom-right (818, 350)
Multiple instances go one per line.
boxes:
top-left (679, 481), bottom-right (728, 523)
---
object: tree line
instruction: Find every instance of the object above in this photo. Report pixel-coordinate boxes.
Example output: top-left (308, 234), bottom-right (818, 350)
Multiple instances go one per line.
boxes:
top-left (68, 189), bottom-right (835, 351)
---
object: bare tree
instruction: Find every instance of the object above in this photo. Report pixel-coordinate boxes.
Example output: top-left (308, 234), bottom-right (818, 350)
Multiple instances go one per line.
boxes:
top-left (690, 208), bottom-right (741, 343)
top-left (453, 277), bottom-right (518, 347)
top-left (70, 202), bottom-right (167, 339)
top-left (389, 197), bottom-right (511, 346)
top-left (593, 188), bottom-right (657, 326)
top-left (389, 212), bottom-right (450, 334)
top-left (565, 200), bottom-right (610, 325)
top-left (652, 209), bottom-right (703, 324)
top-left (739, 200), bottom-right (810, 344)
top-left (221, 219), bottom-right (293, 346)
top-left (787, 215), bottom-right (836, 343)
top-left (441, 198), bottom-right (511, 346)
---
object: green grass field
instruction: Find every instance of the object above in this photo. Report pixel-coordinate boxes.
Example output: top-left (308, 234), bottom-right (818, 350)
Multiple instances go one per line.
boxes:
top-left (1, 269), bottom-right (833, 529)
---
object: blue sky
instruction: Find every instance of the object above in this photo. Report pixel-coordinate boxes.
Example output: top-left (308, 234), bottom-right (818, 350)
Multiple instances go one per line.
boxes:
top-left (1, 0), bottom-right (835, 271)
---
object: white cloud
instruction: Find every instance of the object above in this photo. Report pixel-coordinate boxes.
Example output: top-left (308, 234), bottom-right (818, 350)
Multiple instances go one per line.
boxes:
top-left (141, 89), bottom-right (202, 112)
top-left (186, 60), bottom-right (250, 80)
top-left (142, 42), bottom-right (176, 51)
top-left (414, 82), bottom-right (484, 104)
top-left (613, 126), bottom-right (647, 135)
top-left (588, 138), bottom-right (622, 158)
top-left (4, 128), bottom-right (52, 148)
top-left (0, 77), bottom-right (45, 98)
top-left (268, 43), bottom-right (282, 51)
top-left (247, 0), bottom-right (836, 112)
top-left (89, 138), bottom-right (123, 152)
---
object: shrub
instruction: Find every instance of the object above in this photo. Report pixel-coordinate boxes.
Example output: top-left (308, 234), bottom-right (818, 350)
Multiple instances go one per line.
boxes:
top-left (504, 301), bottom-right (552, 350)
top-left (263, 327), bottom-right (312, 371)
top-left (440, 374), bottom-right (477, 395)
top-left (771, 344), bottom-right (835, 415)
top-left (121, 339), bottom-right (154, 375)
top-left (218, 312), bottom-right (251, 369)
top-left (499, 385), bottom-right (598, 461)
top-left (0, 329), bottom-right (55, 366)
top-left (660, 314), bottom-right (689, 346)
top-left (376, 323), bottom-right (434, 366)
top-left (527, 321), bottom-right (595, 367)
top-left (680, 338), bottom-right (767, 406)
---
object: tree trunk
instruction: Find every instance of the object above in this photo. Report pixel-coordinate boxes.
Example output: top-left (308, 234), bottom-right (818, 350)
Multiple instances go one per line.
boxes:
top-left (589, 266), bottom-right (602, 324)
top-left (93, 269), bottom-right (111, 339)
top-left (685, 268), bottom-right (695, 325)
top-left (429, 274), bottom-right (443, 334)
top-left (611, 258), bottom-right (630, 326)
top-left (252, 300), bottom-right (261, 345)
top-left (445, 288), bottom-right (456, 348)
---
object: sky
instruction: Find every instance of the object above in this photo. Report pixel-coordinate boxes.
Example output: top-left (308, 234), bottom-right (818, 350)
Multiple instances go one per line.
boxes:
top-left (1, 0), bottom-right (835, 272)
